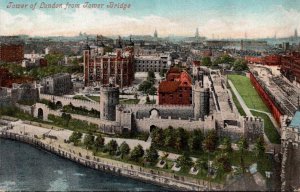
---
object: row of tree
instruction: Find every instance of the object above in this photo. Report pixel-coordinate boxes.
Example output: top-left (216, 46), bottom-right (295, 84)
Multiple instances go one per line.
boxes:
top-left (68, 132), bottom-right (159, 165)
top-left (151, 126), bottom-right (218, 153)
top-left (201, 55), bottom-right (248, 71)
top-left (68, 130), bottom-right (267, 175)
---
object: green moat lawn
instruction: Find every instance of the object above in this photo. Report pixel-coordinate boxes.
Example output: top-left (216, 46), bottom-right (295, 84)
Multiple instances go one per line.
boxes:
top-left (228, 75), bottom-right (269, 113)
top-left (228, 75), bottom-right (281, 144)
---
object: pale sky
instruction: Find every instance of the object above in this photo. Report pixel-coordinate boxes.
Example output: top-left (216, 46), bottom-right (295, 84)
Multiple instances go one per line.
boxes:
top-left (0, 0), bottom-right (299, 38)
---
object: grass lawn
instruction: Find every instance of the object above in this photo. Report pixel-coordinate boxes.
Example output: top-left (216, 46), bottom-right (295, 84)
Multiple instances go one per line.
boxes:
top-left (228, 75), bottom-right (269, 113)
top-left (251, 111), bottom-right (281, 144)
top-left (119, 99), bottom-right (140, 104)
top-left (73, 95), bottom-right (90, 101)
top-left (87, 96), bottom-right (100, 102)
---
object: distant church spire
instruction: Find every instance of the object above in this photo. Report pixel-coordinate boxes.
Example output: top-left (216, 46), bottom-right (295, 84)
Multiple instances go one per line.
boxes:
top-left (195, 28), bottom-right (199, 38)
top-left (295, 28), bottom-right (298, 38)
top-left (154, 29), bottom-right (158, 38)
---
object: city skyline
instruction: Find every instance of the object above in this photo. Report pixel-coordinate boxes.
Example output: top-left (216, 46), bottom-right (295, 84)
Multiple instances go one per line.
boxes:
top-left (0, 0), bottom-right (300, 38)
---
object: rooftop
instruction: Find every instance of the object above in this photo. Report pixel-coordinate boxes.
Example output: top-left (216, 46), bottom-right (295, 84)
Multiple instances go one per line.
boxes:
top-left (290, 111), bottom-right (300, 129)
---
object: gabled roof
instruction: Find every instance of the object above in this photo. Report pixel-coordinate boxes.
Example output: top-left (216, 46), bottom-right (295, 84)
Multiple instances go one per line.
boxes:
top-left (178, 71), bottom-right (192, 86)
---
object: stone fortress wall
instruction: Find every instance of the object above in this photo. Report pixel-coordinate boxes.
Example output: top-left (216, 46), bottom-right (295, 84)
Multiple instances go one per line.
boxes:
top-left (31, 69), bottom-right (264, 141)
top-left (40, 94), bottom-right (100, 111)
top-left (33, 103), bottom-right (121, 134)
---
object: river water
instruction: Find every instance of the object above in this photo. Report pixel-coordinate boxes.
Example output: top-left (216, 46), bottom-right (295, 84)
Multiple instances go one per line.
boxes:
top-left (0, 138), bottom-right (168, 191)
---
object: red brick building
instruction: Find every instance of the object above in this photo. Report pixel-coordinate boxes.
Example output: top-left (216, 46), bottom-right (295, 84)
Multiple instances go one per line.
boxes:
top-left (281, 52), bottom-right (300, 83)
top-left (0, 67), bottom-right (34, 88)
top-left (263, 55), bottom-right (281, 66)
top-left (83, 40), bottom-right (134, 88)
top-left (0, 43), bottom-right (24, 63)
top-left (0, 68), bottom-right (13, 87)
top-left (158, 67), bottom-right (192, 105)
top-left (245, 55), bottom-right (281, 66)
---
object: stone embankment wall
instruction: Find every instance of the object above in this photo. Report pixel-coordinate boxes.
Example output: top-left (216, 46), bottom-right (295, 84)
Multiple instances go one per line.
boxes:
top-left (0, 131), bottom-right (224, 191)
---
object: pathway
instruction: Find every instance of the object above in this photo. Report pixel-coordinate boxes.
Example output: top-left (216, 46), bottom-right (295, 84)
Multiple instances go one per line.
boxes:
top-left (9, 120), bottom-right (196, 162)
top-left (228, 80), bottom-right (253, 117)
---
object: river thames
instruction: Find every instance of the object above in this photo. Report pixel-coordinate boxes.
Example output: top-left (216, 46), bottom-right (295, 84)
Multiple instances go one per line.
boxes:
top-left (0, 138), bottom-right (168, 191)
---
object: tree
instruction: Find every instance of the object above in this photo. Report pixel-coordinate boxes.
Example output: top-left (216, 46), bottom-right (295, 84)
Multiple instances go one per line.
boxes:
top-left (175, 128), bottom-right (189, 151)
top-left (147, 70), bottom-right (156, 82)
top-left (148, 86), bottom-right (157, 95)
top-left (213, 55), bottom-right (235, 68)
top-left (203, 130), bottom-right (218, 152)
top-left (119, 141), bottom-right (130, 159)
top-left (196, 158), bottom-right (208, 171)
top-left (145, 145), bottom-right (159, 165)
top-left (238, 137), bottom-right (248, 172)
top-left (83, 133), bottom-right (94, 149)
top-left (163, 126), bottom-right (175, 147)
top-left (94, 135), bottom-right (105, 152)
top-left (106, 139), bottom-right (118, 155)
top-left (159, 69), bottom-right (167, 77)
top-left (44, 53), bottom-right (64, 66)
top-left (151, 127), bottom-right (164, 147)
top-left (189, 129), bottom-right (204, 152)
top-left (176, 152), bottom-right (193, 169)
top-left (254, 136), bottom-right (265, 157)
top-left (238, 137), bottom-right (248, 152)
top-left (214, 153), bottom-right (232, 173)
top-left (130, 144), bottom-right (144, 162)
top-left (61, 112), bottom-right (71, 127)
top-left (222, 137), bottom-right (233, 153)
top-left (201, 57), bottom-right (212, 67)
top-left (138, 80), bottom-right (153, 94)
top-left (233, 59), bottom-right (248, 71)
top-left (69, 131), bottom-right (82, 146)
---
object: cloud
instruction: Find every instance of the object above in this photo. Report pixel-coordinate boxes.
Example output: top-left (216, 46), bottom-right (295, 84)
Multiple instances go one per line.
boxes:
top-left (199, 5), bottom-right (300, 38)
top-left (0, 4), bottom-right (299, 38)
top-left (0, 8), bottom-right (182, 37)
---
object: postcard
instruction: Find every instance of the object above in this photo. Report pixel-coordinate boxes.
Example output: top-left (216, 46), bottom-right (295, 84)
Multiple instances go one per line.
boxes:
top-left (0, 0), bottom-right (300, 191)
